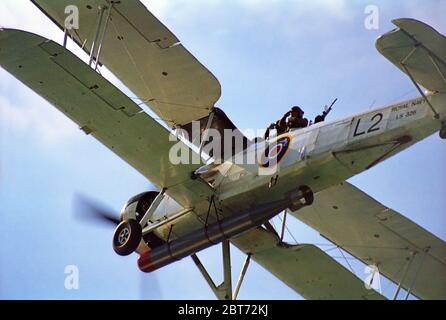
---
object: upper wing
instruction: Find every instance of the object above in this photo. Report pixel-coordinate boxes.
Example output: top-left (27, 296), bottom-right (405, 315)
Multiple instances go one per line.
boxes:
top-left (0, 29), bottom-right (211, 206)
top-left (231, 227), bottom-right (384, 300)
top-left (31, 0), bottom-right (221, 127)
top-left (290, 182), bottom-right (446, 300)
top-left (376, 18), bottom-right (446, 93)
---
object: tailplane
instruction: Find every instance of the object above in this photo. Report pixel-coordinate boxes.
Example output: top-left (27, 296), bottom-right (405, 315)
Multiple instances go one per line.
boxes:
top-left (376, 18), bottom-right (446, 93)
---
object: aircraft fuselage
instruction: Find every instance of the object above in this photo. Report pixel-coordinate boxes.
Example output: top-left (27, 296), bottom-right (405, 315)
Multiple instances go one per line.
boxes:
top-left (150, 93), bottom-right (446, 241)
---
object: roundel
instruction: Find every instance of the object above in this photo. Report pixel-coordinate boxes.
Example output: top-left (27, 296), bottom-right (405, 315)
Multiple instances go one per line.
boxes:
top-left (260, 135), bottom-right (291, 168)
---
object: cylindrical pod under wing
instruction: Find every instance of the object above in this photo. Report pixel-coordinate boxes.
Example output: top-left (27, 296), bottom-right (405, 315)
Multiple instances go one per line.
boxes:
top-left (138, 186), bottom-right (313, 273)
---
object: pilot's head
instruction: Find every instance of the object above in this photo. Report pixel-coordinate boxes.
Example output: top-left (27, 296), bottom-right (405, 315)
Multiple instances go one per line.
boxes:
top-left (291, 106), bottom-right (304, 117)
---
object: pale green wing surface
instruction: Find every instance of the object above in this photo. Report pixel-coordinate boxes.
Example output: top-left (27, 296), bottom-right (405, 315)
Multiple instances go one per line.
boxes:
top-left (291, 182), bottom-right (446, 299)
top-left (0, 29), bottom-right (211, 206)
top-left (32, 0), bottom-right (222, 127)
top-left (376, 18), bottom-right (446, 93)
top-left (232, 227), bottom-right (385, 300)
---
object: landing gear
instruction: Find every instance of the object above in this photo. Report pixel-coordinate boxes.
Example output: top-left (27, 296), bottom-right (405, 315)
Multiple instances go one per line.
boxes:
top-left (116, 190), bottom-right (166, 255)
top-left (113, 219), bottom-right (142, 256)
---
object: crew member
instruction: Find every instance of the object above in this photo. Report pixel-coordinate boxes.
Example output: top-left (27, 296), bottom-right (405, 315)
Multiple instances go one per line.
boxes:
top-left (264, 106), bottom-right (309, 139)
top-left (285, 106), bottom-right (309, 130)
top-left (314, 113), bottom-right (326, 124)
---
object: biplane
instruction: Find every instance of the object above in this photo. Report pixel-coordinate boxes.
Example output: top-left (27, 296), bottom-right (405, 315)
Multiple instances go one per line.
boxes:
top-left (1, 0), bottom-right (446, 300)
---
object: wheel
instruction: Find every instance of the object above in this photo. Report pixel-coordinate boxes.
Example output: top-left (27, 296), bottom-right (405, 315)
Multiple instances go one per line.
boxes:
top-left (113, 219), bottom-right (142, 256)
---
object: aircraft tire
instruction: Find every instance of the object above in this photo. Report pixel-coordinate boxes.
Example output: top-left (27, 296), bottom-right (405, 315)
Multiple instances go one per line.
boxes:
top-left (113, 219), bottom-right (142, 256)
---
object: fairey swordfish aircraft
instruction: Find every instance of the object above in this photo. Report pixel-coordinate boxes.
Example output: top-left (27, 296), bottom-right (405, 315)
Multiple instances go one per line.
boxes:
top-left (1, 0), bottom-right (446, 300)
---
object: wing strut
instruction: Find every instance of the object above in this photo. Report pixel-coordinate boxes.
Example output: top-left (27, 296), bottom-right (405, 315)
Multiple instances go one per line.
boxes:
top-left (233, 254), bottom-right (252, 300)
top-left (191, 240), bottom-right (231, 300)
top-left (88, 3), bottom-right (114, 69)
top-left (392, 250), bottom-right (416, 299)
top-left (139, 189), bottom-right (166, 228)
top-left (279, 211), bottom-right (288, 242)
top-left (199, 108), bottom-right (216, 159)
top-left (403, 248), bottom-right (430, 299)
top-left (400, 47), bottom-right (440, 119)
top-left (63, 29), bottom-right (69, 48)
top-left (93, 4), bottom-right (114, 70)
top-left (191, 240), bottom-right (253, 301)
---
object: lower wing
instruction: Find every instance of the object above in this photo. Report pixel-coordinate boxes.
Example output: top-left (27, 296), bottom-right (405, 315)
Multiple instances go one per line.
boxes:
top-left (290, 182), bottom-right (446, 300)
top-left (231, 227), bottom-right (385, 300)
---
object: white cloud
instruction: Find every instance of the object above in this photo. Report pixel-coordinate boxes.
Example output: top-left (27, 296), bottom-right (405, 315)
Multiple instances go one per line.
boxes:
top-left (0, 71), bottom-right (79, 147)
top-left (141, 0), bottom-right (171, 19)
top-left (240, 0), bottom-right (354, 20)
top-left (141, 0), bottom-right (356, 43)
top-left (0, 1), bottom-right (110, 148)
top-left (143, 0), bottom-right (355, 20)
top-left (0, 0), bottom-right (61, 39)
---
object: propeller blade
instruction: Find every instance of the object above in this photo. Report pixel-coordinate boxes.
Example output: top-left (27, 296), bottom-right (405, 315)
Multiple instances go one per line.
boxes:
top-left (73, 193), bottom-right (163, 298)
top-left (73, 194), bottom-right (121, 227)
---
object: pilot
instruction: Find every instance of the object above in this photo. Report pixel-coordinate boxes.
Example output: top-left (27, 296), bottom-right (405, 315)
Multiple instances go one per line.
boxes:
top-left (275, 118), bottom-right (288, 135)
top-left (285, 106), bottom-right (309, 130)
top-left (264, 106), bottom-right (309, 139)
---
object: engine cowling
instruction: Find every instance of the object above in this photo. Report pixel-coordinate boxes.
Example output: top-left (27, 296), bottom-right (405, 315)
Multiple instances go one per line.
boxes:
top-left (120, 191), bottom-right (159, 221)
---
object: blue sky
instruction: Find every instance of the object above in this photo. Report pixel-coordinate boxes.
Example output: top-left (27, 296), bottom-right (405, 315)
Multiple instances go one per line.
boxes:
top-left (0, 0), bottom-right (445, 299)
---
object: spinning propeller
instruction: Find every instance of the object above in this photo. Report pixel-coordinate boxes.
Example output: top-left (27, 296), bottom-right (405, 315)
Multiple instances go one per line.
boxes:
top-left (72, 194), bottom-right (163, 299)
top-left (73, 194), bottom-right (121, 227)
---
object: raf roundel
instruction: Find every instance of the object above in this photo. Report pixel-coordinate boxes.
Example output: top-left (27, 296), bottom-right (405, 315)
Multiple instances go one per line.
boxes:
top-left (260, 135), bottom-right (292, 168)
